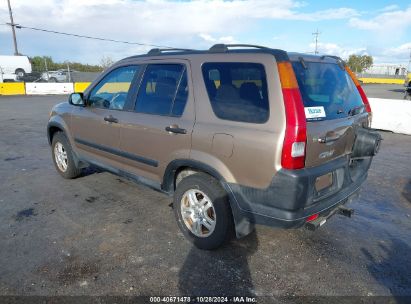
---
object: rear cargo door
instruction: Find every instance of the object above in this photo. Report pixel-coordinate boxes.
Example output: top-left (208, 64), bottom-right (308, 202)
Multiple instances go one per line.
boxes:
top-left (291, 57), bottom-right (369, 167)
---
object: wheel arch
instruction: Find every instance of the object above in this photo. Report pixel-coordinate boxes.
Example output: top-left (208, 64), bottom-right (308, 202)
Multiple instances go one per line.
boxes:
top-left (47, 123), bottom-right (64, 145)
top-left (47, 118), bottom-right (71, 145)
top-left (162, 159), bottom-right (255, 239)
top-left (162, 159), bottom-right (227, 193)
top-left (47, 120), bottom-right (86, 169)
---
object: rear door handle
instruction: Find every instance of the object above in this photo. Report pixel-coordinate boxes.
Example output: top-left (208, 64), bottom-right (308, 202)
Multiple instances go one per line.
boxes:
top-left (165, 125), bottom-right (187, 134)
top-left (104, 115), bottom-right (118, 123)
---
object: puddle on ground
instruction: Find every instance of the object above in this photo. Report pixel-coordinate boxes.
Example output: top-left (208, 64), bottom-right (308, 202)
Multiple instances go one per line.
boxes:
top-left (14, 208), bottom-right (37, 221)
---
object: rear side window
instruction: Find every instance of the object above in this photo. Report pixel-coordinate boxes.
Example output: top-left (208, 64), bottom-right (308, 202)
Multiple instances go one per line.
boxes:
top-left (135, 64), bottom-right (188, 116)
top-left (202, 62), bottom-right (269, 123)
top-left (292, 61), bottom-right (363, 120)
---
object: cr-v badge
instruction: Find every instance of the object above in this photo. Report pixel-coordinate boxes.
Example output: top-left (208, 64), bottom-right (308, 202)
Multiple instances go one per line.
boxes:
top-left (319, 149), bottom-right (335, 159)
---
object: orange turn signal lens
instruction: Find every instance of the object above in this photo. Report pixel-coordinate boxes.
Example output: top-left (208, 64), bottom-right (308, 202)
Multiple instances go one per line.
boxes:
top-left (277, 62), bottom-right (299, 89)
top-left (345, 66), bottom-right (360, 86)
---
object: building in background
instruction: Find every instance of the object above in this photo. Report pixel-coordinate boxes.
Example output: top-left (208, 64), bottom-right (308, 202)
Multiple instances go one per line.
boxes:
top-left (363, 64), bottom-right (408, 77)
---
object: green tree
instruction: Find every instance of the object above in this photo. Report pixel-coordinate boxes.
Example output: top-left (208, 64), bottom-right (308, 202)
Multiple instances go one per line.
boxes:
top-left (29, 56), bottom-right (103, 73)
top-left (347, 54), bottom-right (373, 74)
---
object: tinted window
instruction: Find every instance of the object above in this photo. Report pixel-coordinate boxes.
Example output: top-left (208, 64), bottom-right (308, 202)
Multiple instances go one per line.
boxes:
top-left (202, 62), bottom-right (269, 123)
top-left (135, 64), bottom-right (188, 116)
top-left (88, 66), bottom-right (139, 110)
top-left (292, 61), bottom-right (364, 120)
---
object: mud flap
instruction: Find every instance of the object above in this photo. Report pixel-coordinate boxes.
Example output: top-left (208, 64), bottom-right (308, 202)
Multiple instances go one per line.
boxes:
top-left (222, 182), bottom-right (255, 238)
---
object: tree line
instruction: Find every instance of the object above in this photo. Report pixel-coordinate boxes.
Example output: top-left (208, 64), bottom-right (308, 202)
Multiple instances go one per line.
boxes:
top-left (346, 54), bottom-right (373, 74)
top-left (29, 56), bottom-right (114, 73)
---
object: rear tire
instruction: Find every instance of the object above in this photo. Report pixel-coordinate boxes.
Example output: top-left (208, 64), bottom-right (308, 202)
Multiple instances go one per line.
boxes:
top-left (174, 173), bottom-right (234, 250)
top-left (15, 68), bottom-right (25, 78)
top-left (51, 132), bottom-right (81, 179)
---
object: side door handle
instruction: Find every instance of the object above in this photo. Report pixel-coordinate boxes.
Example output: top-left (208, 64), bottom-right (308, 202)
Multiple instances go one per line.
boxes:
top-left (165, 125), bottom-right (187, 134)
top-left (104, 115), bottom-right (118, 123)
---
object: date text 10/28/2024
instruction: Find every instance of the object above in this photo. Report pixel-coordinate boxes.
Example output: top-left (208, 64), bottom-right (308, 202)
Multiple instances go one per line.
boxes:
top-left (149, 296), bottom-right (257, 303)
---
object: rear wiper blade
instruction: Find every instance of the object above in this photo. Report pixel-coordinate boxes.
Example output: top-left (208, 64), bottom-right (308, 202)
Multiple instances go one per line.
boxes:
top-left (320, 55), bottom-right (341, 61)
top-left (348, 105), bottom-right (364, 116)
top-left (320, 55), bottom-right (345, 70)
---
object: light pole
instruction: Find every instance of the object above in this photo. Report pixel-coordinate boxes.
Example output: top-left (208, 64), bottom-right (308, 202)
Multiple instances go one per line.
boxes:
top-left (408, 48), bottom-right (411, 73)
top-left (312, 29), bottom-right (320, 55)
top-left (7, 0), bottom-right (19, 55)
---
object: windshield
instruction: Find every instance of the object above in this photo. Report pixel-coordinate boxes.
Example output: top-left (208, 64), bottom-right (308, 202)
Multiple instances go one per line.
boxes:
top-left (292, 61), bottom-right (364, 121)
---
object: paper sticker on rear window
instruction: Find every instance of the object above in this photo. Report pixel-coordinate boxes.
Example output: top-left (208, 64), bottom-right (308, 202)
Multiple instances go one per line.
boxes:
top-left (305, 106), bottom-right (326, 119)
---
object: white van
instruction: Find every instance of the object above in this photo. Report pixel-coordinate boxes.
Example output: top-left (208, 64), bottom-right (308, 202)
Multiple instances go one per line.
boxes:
top-left (0, 55), bottom-right (32, 77)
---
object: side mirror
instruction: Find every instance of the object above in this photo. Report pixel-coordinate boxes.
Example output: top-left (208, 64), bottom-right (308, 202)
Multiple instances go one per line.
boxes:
top-left (69, 93), bottom-right (85, 106)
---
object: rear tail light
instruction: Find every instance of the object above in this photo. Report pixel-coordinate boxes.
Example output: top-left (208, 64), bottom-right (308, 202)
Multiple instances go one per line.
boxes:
top-left (277, 62), bottom-right (307, 170)
top-left (345, 67), bottom-right (371, 113)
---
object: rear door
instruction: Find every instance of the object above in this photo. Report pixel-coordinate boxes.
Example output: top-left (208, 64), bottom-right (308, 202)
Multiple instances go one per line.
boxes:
top-left (291, 56), bottom-right (369, 167)
top-left (117, 60), bottom-right (195, 183)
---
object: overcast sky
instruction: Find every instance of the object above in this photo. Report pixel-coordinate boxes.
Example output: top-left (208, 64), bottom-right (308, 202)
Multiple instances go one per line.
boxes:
top-left (0, 0), bottom-right (410, 65)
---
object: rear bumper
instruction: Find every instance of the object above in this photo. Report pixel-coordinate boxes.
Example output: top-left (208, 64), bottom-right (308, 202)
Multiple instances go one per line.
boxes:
top-left (225, 155), bottom-right (372, 235)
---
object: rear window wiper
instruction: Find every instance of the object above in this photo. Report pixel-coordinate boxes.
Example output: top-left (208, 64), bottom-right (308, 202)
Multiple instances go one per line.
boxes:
top-left (348, 105), bottom-right (364, 116)
top-left (320, 55), bottom-right (345, 70)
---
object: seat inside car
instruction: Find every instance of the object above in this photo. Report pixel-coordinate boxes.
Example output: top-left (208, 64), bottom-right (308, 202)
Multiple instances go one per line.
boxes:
top-left (240, 82), bottom-right (261, 106)
top-left (138, 76), bottom-right (177, 114)
top-left (215, 84), bottom-right (240, 103)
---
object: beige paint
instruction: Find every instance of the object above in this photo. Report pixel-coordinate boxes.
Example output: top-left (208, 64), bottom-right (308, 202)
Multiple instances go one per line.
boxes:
top-left (63, 51), bottom-right (366, 191)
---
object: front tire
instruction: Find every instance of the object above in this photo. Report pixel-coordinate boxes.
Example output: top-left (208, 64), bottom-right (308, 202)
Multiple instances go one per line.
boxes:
top-left (174, 173), bottom-right (234, 250)
top-left (51, 132), bottom-right (81, 179)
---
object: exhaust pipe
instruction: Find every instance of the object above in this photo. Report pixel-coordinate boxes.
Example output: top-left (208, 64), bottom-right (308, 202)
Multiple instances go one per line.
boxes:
top-left (351, 127), bottom-right (382, 158)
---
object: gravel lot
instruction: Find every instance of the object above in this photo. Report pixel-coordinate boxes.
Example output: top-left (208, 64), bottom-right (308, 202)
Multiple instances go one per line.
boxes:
top-left (0, 95), bottom-right (410, 299)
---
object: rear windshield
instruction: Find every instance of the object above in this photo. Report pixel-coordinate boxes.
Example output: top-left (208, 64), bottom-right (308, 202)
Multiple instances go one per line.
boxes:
top-left (292, 61), bottom-right (364, 121)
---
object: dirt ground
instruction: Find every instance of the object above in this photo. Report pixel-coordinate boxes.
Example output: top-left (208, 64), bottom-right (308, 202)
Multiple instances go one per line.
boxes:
top-left (0, 95), bottom-right (410, 300)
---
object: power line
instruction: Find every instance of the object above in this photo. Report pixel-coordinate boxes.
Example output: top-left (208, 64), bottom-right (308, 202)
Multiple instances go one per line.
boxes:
top-left (3, 22), bottom-right (175, 49)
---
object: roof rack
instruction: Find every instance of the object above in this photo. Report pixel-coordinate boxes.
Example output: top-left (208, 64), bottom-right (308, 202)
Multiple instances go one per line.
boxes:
top-left (147, 48), bottom-right (197, 56)
top-left (209, 44), bottom-right (270, 52)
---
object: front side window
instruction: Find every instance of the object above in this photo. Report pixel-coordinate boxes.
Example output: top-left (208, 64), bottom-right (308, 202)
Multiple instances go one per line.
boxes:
top-left (135, 64), bottom-right (188, 116)
top-left (202, 62), bottom-right (269, 123)
top-left (88, 66), bottom-right (140, 110)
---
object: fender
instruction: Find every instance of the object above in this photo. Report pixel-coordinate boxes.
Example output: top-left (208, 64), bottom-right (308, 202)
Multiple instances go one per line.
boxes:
top-left (47, 116), bottom-right (70, 145)
top-left (162, 159), bottom-right (255, 238)
top-left (47, 117), bottom-right (85, 168)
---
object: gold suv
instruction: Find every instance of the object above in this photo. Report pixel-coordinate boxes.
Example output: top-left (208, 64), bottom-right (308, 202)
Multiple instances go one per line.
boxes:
top-left (47, 44), bottom-right (381, 249)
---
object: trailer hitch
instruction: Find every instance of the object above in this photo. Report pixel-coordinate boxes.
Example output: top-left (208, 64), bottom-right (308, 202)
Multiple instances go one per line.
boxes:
top-left (304, 206), bottom-right (354, 231)
top-left (337, 205), bottom-right (354, 218)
